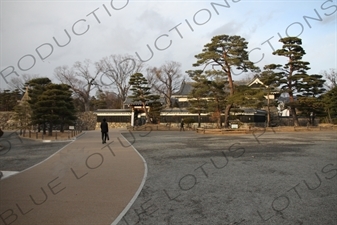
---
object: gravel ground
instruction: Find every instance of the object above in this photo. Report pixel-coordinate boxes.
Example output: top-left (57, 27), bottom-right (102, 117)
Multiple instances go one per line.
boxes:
top-left (0, 131), bottom-right (71, 171)
top-left (1, 129), bottom-right (336, 225)
top-left (118, 130), bottom-right (337, 225)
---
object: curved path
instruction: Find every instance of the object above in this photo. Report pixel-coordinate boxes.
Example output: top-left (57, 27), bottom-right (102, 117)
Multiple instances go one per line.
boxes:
top-left (0, 130), bottom-right (147, 225)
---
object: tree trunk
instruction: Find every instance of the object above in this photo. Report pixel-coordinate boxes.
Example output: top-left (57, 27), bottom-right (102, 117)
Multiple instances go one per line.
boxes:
top-left (327, 108), bottom-right (332, 123)
top-left (43, 123), bottom-right (46, 134)
top-left (266, 93), bottom-right (271, 127)
top-left (48, 123), bottom-right (53, 136)
top-left (217, 108), bottom-right (222, 128)
top-left (291, 107), bottom-right (299, 126)
top-left (224, 104), bottom-right (232, 128)
top-left (142, 102), bottom-right (150, 123)
top-left (198, 112), bottom-right (201, 128)
top-left (84, 100), bottom-right (90, 112)
top-left (60, 121), bottom-right (64, 133)
top-left (165, 93), bottom-right (172, 108)
top-left (288, 89), bottom-right (299, 126)
top-left (267, 107), bottom-right (271, 127)
top-left (217, 115), bottom-right (221, 128)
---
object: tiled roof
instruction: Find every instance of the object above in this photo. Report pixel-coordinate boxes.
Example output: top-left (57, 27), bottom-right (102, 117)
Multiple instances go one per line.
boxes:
top-left (173, 81), bottom-right (194, 96)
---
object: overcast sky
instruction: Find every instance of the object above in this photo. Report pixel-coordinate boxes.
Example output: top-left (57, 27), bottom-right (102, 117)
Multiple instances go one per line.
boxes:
top-left (0, 0), bottom-right (336, 91)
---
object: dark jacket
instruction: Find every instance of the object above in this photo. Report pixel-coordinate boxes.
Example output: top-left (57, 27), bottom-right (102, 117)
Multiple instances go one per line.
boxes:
top-left (100, 121), bottom-right (109, 132)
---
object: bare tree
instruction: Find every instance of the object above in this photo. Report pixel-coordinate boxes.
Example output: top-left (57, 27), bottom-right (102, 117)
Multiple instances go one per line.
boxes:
top-left (146, 61), bottom-right (185, 108)
top-left (90, 90), bottom-right (120, 110)
top-left (99, 54), bottom-right (143, 108)
top-left (54, 59), bottom-right (103, 112)
top-left (322, 68), bottom-right (337, 90)
top-left (8, 74), bottom-right (40, 92)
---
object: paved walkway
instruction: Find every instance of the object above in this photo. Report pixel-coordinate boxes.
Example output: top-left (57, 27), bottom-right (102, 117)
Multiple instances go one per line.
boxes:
top-left (0, 130), bottom-right (147, 225)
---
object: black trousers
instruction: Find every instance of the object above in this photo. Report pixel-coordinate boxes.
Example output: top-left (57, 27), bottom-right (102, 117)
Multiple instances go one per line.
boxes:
top-left (101, 132), bottom-right (108, 142)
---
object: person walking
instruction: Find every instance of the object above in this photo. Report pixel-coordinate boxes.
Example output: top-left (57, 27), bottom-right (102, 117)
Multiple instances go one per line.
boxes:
top-left (100, 118), bottom-right (109, 144)
top-left (180, 119), bottom-right (185, 131)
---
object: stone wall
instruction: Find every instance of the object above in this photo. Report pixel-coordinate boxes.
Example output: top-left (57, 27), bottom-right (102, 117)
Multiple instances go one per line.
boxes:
top-left (0, 111), bottom-right (16, 130)
top-left (95, 122), bottom-right (130, 130)
top-left (0, 111), bottom-right (98, 131)
top-left (76, 112), bottom-right (97, 130)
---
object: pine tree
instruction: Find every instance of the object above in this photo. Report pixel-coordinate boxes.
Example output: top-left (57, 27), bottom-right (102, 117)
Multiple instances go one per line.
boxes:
top-left (28, 78), bottom-right (52, 134)
top-left (230, 85), bottom-right (265, 109)
top-left (264, 37), bottom-right (318, 126)
top-left (187, 70), bottom-right (228, 128)
top-left (192, 34), bottom-right (259, 127)
top-left (300, 74), bottom-right (326, 97)
top-left (148, 99), bottom-right (163, 124)
top-left (28, 78), bottom-right (76, 135)
top-left (187, 70), bottom-right (209, 128)
top-left (37, 83), bottom-right (76, 135)
top-left (322, 87), bottom-right (337, 124)
top-left (296, 74), bottom-right (326, 125)
top-left (259, 69), bottom-right (280, 127)
top-left (129, 73), bottom-right (156, 123)
top-left (296, 97), bottom-right (325, 125)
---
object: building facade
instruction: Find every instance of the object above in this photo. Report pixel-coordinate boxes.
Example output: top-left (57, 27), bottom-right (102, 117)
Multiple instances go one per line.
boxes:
top-left (94, 77), bottom-right (282, 128)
